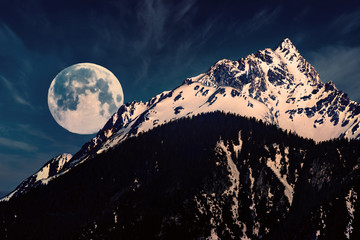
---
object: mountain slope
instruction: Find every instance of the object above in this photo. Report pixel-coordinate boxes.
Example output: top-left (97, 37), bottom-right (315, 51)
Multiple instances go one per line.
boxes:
top-left (0, 153), bottom-right (72, 201)
top-left (1, 112), bottom-right (360, 239)
top-left (3, 37), bottom-right (360, 203)
top-left (67, 38), bottom-right (360, 170)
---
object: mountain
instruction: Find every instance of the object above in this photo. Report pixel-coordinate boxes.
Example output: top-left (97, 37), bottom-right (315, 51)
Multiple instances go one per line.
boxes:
top-left (66, 37), bottom-right (360, 169)
top-left (0, 112), bottom-right (360, 240)
top-left (0, 153), bottom-right (72, 201)
top-left (1, 38), bottom-right (360, 239)
top-left (4, 37), bottom-right (360, 202)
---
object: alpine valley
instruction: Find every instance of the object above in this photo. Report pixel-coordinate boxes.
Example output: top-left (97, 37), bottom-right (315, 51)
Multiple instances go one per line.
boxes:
top-left (1, 38), bottom-right (360, 239)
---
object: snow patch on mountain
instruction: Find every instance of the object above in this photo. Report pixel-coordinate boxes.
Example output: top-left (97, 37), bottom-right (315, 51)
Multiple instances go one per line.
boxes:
top-left (266, 145), bottom-right (294, 205)
top-left (35, 164), bottom-right (50, 182)
top-left (217, 139), bottom-right (241, 225)
top-left (345, 188), bottom-right (357, 239)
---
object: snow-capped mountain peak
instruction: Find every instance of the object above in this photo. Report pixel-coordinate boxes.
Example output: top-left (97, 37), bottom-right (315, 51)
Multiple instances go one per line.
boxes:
top-left (275, 38), bottom-right (298, 54)
top-left (186, 38), bottom-right (321, 91)
top-left (66, 37), bottom-right (360, 165)
top-left (275, 38), bottom-right (321, 86)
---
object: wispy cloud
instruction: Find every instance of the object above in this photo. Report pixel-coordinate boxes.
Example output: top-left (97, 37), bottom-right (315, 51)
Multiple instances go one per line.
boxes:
top-left (134, 0), bottom-right (169, 52)
top-left (173, 0), bottom-right (197, 23)
top-left (293, 6), bottom-right (312, 22)
top-left (0, 75), bottom-right (33, 108)
top-left (0, 136), bottom-right (37, 152)
top-left (309, 45), bottom-right (360, 101)
top-left (236, 7), bottom-right (281, 35)
top-left (0, 23), bottom-right (23, 53)
top-left (330, 8), bottom-right (360, 35)
top-left (16, 124), bottom-right (56, 142)
top-left (0, 23), bottom-right (39, 110)
top-left (249, 8), bottom-right (280, 31)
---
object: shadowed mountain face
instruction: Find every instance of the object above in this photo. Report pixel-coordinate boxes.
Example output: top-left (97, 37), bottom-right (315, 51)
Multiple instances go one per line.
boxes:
top-left (1, 112), bottom-right (360, 240)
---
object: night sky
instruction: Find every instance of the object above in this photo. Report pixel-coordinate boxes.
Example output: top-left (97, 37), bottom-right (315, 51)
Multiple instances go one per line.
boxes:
top-left (0, 0), bottom-right (359, 195)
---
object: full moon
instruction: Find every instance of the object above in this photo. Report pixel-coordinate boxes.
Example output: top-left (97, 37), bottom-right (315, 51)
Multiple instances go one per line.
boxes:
top-left (48, 63), bottom-right (124, 134)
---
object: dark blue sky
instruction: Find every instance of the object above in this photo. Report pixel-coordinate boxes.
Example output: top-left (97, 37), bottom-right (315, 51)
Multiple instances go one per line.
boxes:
top-left (0, 0), bottom-right (359, 194)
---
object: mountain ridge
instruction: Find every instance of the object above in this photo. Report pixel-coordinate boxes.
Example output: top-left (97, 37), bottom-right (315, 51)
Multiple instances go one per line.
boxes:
top-left (0, 153), bottom-right (72, 201)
